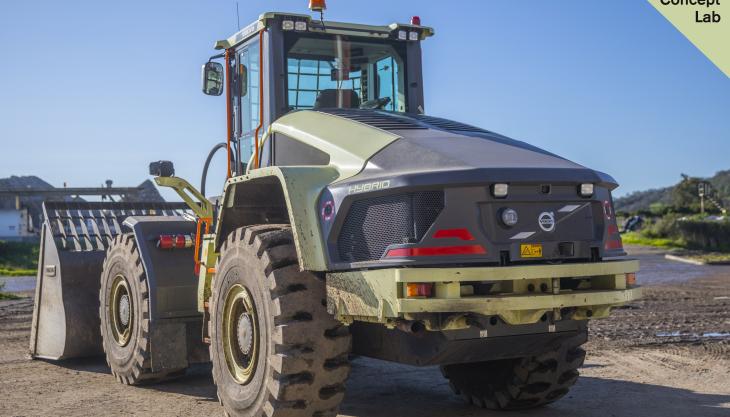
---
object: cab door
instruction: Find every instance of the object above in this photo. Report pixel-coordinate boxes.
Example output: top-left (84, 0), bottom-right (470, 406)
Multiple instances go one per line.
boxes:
top-left (232, 39), bottom-right (261, 171)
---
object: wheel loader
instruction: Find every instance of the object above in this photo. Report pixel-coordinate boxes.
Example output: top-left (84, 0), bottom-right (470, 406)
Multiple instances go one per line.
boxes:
top-left (29, 4), bottom-right (640, 416)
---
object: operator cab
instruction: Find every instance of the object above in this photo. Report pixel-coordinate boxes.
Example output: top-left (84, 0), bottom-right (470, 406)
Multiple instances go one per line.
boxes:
top-left (201, 12), bottom-right (433, 175)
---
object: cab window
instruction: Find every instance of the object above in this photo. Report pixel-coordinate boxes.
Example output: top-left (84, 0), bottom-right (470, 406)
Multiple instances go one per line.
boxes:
top-left (284, 34), bottom-right (407, 112)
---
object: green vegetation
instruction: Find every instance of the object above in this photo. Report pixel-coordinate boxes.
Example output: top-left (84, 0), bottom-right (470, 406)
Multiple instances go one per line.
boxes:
top-left (615, 170), bottom-right (729, 214)
top-left (675, 251), bottom-right (730, 265)
top-left (0, 241), bottom-right (38, 276)
top-left (621, 232), bottom-right (684, 249)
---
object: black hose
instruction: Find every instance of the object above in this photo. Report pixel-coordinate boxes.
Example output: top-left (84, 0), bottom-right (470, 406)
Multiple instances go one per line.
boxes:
top-left (201, 142), bottom-right (228, 197)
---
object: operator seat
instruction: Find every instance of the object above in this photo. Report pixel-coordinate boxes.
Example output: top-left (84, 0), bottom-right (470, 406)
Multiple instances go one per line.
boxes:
top-left (313, 89), bottom-right (361, 109)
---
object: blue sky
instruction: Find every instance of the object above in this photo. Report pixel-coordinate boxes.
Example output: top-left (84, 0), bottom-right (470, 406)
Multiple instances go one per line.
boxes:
top-left (1, 0), bottom-right (728, 200)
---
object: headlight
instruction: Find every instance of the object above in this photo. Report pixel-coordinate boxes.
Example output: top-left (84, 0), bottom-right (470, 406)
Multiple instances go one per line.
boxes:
top-left (579, 183), bottom-right (594, 197)
top-left (501, 208), bottom-right (519, 227)
top-left (492, 183), bottom-right (509, 198)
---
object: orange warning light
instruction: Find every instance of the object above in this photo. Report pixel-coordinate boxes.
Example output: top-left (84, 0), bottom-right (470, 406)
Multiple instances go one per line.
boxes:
top-left (309, 0), bottom-right (326, 12)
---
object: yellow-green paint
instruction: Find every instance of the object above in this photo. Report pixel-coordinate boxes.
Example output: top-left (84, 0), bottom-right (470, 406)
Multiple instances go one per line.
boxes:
top-left (264, 110), bottom-right (401, 182)
top-left (326, 260), bottom-right (640, 326)
top-left (393, 259), bottom-right (639, 283)
top-left (219, 166), bottom-right (340, 271)
top-left (648, 0), bottom-right (730, 77)
top-left (154, 176), bottom-right (213, 219)
top-left (197, 234), bottom-right (218, 312)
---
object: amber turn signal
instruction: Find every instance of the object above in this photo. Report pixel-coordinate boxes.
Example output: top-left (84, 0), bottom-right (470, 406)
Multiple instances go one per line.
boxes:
top-left (625, 273), bottom-right (637, 286)
top-left (406, 283), bottom-right (433, 298)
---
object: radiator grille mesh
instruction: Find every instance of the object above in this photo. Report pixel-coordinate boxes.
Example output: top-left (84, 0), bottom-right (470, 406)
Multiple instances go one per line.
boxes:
top-left (337, 191), bottom-right (444, 262)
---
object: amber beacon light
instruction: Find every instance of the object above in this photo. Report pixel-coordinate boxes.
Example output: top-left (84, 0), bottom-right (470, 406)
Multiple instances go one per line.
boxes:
top-left (309, 0), bottom-right (326, 12)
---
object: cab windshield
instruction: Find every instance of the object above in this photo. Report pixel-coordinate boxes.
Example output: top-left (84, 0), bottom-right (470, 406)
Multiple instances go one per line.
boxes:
top-left (285, 34), bottom-right (408, 112)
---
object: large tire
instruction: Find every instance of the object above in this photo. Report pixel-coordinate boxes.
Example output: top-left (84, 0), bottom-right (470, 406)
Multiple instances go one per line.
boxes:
top-left (210, 225), bottom-right (351, 417)
top-left (99, 234), bottom-right (185, 384)
top-left (441, 332), bottom-right (586, 410)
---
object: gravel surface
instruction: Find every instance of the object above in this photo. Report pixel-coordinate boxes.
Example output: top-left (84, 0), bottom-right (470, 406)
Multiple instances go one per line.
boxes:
top-left (1, 245), bottom-right (728, 416)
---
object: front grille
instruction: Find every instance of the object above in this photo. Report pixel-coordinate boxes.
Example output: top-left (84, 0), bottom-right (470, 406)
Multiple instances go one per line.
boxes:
top-left (337, 191), bottom-right (444, 262)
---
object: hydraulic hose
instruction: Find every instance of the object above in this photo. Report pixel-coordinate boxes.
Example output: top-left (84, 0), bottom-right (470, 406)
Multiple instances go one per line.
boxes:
top-left (201, 142), bottom-right (228, 197)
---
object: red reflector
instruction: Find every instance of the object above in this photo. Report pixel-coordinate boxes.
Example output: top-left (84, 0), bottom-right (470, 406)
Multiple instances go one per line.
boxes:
top-left (433, 228), bottom-right (475, 241)
top-left (158, 235), bottom-right (173, 249)
top-left (605, 239), bottom-right (623, 250)
top-left (607, 224), bottom-right (619, 235)
top-left (175, 234), bottom-right (186, 248)
top-left (386, 245), bottom-right (486, 257)
top-left (406, 282), bottom-right (432, 297)
top-left (603, 201), bottom-right (613, 220)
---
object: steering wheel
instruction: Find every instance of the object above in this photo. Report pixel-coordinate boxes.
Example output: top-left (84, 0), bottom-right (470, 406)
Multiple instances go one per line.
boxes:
top-left (360, 97), bottom-right (391, 110)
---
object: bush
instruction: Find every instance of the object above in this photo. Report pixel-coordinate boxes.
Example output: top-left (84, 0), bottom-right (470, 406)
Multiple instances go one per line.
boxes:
top-left (676, 219), bottom-right (730, 251)
top-left (643, 214), bottom-right (681, 239)
top-left (0, 241), bottom-right (39, 270)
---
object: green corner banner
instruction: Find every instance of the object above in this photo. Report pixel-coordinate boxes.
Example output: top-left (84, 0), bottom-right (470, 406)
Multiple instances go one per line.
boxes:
top-left (648, 0), bottom-right (729, 77)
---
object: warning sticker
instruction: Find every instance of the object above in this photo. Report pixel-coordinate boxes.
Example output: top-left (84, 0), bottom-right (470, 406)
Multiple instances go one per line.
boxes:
top-left (520, 244), bottom-right (543, 258)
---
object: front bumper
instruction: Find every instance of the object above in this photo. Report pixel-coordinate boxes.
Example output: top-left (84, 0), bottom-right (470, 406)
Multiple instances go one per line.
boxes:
top-left (326, 259), bottom-right (640, 326)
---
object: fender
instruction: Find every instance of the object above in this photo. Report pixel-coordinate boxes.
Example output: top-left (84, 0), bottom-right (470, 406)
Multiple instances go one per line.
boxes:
top-left (123, 216), bottom-right (205, 371)
top-left (216, 166), bottom-right (339, 271)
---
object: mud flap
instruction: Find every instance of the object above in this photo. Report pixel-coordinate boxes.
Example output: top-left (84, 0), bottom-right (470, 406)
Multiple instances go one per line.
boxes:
top-left (29, 201), bottom-right (192, 360)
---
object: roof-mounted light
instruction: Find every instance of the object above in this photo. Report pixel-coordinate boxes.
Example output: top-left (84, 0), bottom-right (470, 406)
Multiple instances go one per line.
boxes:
top-left (282, 20), bottom-right (295, 30)
top-left (397, 30), bottom-right (407, 40)
top-left (309, 0), bottom-right (326, 12)
top-left (408, 31), bottom-right (419, 41)
top-left (294, 21), bottom-right (307, 31)
top-left (411, 16), bottom-right (421, 25)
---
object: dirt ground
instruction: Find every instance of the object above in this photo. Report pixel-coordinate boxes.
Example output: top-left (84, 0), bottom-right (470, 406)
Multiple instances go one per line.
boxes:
top-left (1, 245), bottom-right (728, 417)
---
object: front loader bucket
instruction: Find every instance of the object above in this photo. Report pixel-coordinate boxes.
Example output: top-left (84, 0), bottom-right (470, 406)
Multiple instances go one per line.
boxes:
top-left (29, 201), bottom-right (192, 360)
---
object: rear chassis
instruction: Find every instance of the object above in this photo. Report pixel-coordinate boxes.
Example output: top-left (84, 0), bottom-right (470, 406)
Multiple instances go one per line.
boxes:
top-left (327, 259), bottom-right (639, 365)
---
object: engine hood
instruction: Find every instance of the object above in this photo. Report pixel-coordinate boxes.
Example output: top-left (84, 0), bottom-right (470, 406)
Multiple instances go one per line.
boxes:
top-left (315, 109), bottom-right (616, 189)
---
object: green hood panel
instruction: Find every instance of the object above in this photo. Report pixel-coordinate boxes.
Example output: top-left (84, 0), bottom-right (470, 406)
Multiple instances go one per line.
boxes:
top-left (272, 110), bottom-right (401, 181)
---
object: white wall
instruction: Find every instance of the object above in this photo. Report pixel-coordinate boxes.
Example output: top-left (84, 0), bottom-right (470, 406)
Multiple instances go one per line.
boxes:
top-left (0, 209), bottom-right (32, 238)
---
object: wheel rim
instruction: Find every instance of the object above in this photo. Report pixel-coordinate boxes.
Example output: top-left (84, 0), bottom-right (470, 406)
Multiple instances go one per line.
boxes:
top-left (222, 284), bottom-right (259, 385)
top-left (109, 274), bottom-right (133, 346)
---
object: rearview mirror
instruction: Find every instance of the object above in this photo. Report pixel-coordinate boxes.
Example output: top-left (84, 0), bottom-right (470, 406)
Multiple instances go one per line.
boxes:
top-left (201, 62), bottom-right (224, 96)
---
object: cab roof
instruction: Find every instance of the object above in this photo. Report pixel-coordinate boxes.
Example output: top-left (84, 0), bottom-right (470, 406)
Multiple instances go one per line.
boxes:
top-left (214, 11), bottom-right (435, 50)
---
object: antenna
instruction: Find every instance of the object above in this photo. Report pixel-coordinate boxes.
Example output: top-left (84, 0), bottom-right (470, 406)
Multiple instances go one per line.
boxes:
top-left (235, 1), bottom-right (241, 30)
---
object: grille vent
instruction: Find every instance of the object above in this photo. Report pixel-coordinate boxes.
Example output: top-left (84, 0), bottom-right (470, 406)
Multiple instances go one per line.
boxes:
top-left (337, 191), bottom-right (444, 262)
top-left (412, 114), bottom-right (493, 134)
top-left (320, 109), bottom-right (425, 131)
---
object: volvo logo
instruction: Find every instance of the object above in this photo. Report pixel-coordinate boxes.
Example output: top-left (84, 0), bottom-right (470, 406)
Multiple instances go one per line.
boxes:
top-left (538, 212), bottom-right (556, 232)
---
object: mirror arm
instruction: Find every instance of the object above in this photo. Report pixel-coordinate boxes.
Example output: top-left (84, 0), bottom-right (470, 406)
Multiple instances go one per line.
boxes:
top-left (208, 52), bottom-right (225, 62)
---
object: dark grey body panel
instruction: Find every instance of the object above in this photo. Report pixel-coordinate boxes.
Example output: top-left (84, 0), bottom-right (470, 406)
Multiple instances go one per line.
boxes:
top-left (315, 109), bottom-right (624, 270)
top-left (123, 216), bottom-right (208, 371)
top-left (351, 320), bottom-right (587, 366)
top-left (123, 216), bottom-right (199, 321)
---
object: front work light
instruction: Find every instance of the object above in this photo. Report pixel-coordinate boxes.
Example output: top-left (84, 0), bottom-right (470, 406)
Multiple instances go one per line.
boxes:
top-left (282, 20), bottom-right (295, 30)
top-left (294, 21), bottom-right (307, 31)
top-left (408, 31), bottom-right (419, 41)
top-left (397, 30), bottom-right (407, 40)
top-left (579, 183), bottom-right (594, 197)
top-left (492, 183), bottom-right (509, 198)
